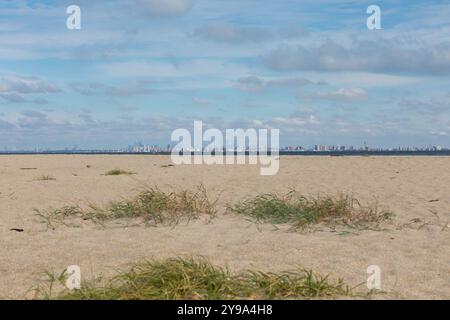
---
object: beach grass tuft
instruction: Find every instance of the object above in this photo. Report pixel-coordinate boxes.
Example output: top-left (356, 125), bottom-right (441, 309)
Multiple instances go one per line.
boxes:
top-left (34, 174), bottom-right (56, 181)
top-left (35, 257), bottom-right (358, 300)
top-left (34, 206), bottom-right (83, 229)
top-left (86, 185), bottom-right (217, 224)
top-left (35, 186), bottom-right (217, 228)
top-left (104, 169), bottom-right (135, 176)
top-left (228, 191), bottom-right (392, 230)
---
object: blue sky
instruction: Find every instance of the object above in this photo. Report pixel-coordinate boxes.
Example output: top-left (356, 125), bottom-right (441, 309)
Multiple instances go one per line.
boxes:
top-left (0, 0), bottom-right (449, 149)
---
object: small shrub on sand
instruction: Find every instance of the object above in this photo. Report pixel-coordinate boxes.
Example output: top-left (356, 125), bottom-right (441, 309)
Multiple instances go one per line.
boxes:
top-left (36, 257), bottom-right (359, 300)
top-left (34, 206), bottom-right (83, 229)
top-left (34, 174), bottom-right (56, 181)
top-left (104, 169), bottom-right (135, 176)
top-left (228, 191), bottom-right (392, 231)
top-left (87, 186), bottom-right (216, 224)
top-left (35, 186), bottom-right (217, 228)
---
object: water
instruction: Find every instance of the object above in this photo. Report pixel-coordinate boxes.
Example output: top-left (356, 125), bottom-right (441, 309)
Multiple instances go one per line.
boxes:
top-left (0, 150), bottom-right (450, 156)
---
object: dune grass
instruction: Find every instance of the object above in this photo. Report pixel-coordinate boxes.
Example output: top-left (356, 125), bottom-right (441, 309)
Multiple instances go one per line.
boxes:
top-left (35, 187), bottom-right (391, 231)
top-left (35, 186), bottom-right (217, 228)
top-left (88, 186), bottom-right (217, 224)
top-left (228, 191), bottom-right (392, 231)
top-left (36, 257), bottom-right (359, 300)
top-left (34, 206), bottom-right (84, 229)
top-left (34, 174), bottom-right (56, 181)
top-left (104, 169), bottom-right (135, 176)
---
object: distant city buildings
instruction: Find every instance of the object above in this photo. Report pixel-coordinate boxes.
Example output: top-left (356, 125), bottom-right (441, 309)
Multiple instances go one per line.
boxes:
top-left (1, 142), bottom-right (448, 154)
top-left (281, 144), bottom-right (447, 152)
top-left (124, 143), bottom-right (450, 153)
top-left (123, 142), bottom-right (171, 153)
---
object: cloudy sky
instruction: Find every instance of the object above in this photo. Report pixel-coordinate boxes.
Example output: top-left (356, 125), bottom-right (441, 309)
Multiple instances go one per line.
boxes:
top-left (0, 0), bottom-right (449, 149)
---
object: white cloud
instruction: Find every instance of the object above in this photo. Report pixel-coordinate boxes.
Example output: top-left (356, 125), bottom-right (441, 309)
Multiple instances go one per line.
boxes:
top-left (235, 76), bottom-right (265, 93)
top-left (318, 87), bottom-right (368, 101)
top-left (0, 75), bottom-right (60, 94)
top-left (97, 60), bottom-right (249, 84)
top-left (33, 97), bottom-right (50, 105)
top-left (0, 74), bottom-right (61, 103)
top-left (136, 0), bottom-right (194, 17)
top-left (235, 75), bottom-right (317, 93)
top-left (70, 80), bottom-right (154, 96)
top-left (265, 39), bottom-right (450, 75)
top-left (193, 23), bottom-right (273, 44)
top-left (0, 93), bottom-right (27, 103)
top-left (320, 72), bottom-right (418, 88)
top-left (192, 97), bottom-right (210, 106)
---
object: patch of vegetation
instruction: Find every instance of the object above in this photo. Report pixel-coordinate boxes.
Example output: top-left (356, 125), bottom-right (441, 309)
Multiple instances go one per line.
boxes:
top-left (35, 186), bottom-right (217, 228)
top-left (34, 174), bottom-right (56, 181)
top-left (228, 191), bottom-right (392, 231)
top-left (103, 169), bottom-right (135, 176)
top-left (34, 206), bottom-right (83, 229)
top-left (35, 257), bottom-right (361, 300)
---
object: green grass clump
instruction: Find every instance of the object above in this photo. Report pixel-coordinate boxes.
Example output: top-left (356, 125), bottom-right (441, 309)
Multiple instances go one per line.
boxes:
top-left (228, 191), bottom-right (392, 231)
top-left (104, 169), bottom-right (135, 176)
top-left (88, 186), bottom-right (217, 224)
top-left (34, 174), bottom-right (56, 181)
top-left (37, 257), bottom-right (357, 300)
top-left (35, 186), bottom-right (217, 228)
top-left (34, 206), bottom-right (83, 229)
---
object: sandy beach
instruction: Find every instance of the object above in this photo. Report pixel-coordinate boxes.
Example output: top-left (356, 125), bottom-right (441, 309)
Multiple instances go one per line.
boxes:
top-left (0, 155), bottom-right (449, 299)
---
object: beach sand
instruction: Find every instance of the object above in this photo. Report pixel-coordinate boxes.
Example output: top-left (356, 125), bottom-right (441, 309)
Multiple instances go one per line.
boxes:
top-left (0, 155), bottom-right (449, 299)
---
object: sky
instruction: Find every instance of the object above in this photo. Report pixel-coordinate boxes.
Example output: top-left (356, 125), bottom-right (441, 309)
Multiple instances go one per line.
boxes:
top-left (0, 0), bottom-right (449, 149)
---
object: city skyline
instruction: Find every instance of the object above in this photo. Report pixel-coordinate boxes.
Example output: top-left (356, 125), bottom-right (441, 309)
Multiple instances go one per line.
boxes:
top-left (0, 0), bottom-right (450, 149)
top-left (1, 140), bottom-right (448, 153)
